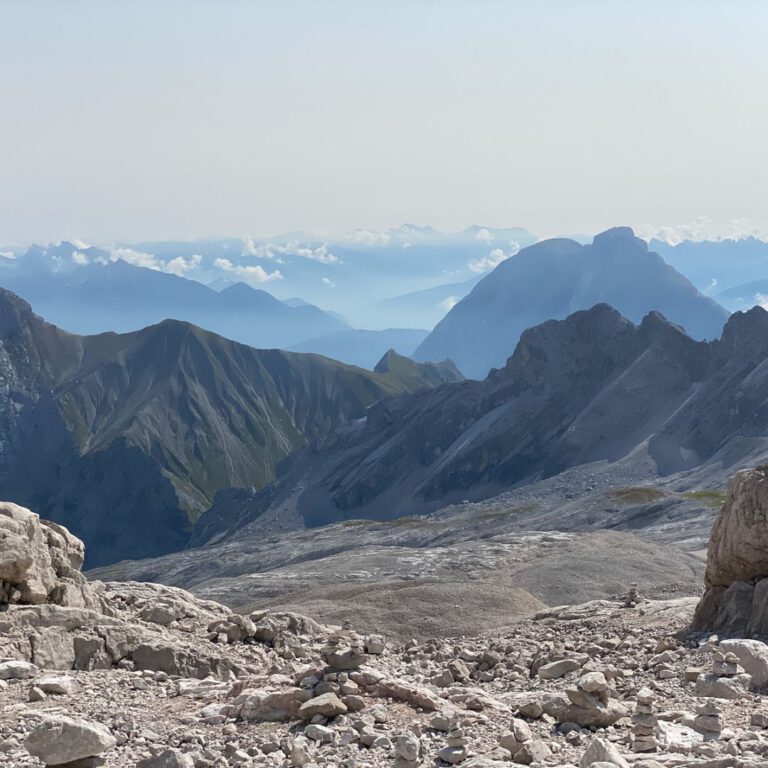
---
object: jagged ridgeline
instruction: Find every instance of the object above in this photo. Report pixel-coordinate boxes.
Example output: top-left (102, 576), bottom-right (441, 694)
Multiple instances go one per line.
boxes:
top-left (194, 301), bottom-right (768, 545)
top-left (0, 289), bottom-right (461, 566)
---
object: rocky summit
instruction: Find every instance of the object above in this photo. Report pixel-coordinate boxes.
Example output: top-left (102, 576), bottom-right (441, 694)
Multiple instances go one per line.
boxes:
top-left (4, 482), bottom-right (768, 768)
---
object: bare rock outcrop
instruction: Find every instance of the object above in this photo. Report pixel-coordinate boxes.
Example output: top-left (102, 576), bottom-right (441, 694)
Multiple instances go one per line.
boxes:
top-left (692, 467), bottom-right (768, 635)
top-left (0, 501), bottom-right (248, 679)
top-left (0, 502), bottom-right (98, 608)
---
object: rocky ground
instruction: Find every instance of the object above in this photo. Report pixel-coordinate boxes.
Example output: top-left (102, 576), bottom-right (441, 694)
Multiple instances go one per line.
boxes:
top-left (7, 468), bottom-right (768, 768)
top-left (6, 585), bottom-right (768, 768)
top-left (89, 456), bottom-right (714, 640)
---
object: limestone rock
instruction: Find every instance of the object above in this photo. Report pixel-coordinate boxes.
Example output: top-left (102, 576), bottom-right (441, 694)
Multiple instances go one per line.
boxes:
top-left (136, 750), bottom-right (196, 768)
top-left (25, 715), bottom-right (116, 765)
top-left (298, 692), bottom-right (347, 720)
top-left (693, 468), bottom-right (768, 634)
top-left (0, 502), bottom-right (97, 608)
top-left (374, 678), bottom-right (442, 711)
top-left (0, 659), bottom-right (38, 679)
top-left (237, 687), bottom-right (313, 721)
top-left (694, 672), bottom-right (749, 700)
top-left (538, 657), bottom-right (581, 679)
top-left (719, 639), bottom-right (768, 689)
top-left (580, 736), bottom-right (630, 768)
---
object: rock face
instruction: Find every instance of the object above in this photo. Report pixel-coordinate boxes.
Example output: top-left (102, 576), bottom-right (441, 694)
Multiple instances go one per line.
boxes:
top-left (194, 302), bottom-right (768, 543)
top-left (693, 467), bottom-right (768, 635)
top-left (0, 502), bottom-right (97, 608)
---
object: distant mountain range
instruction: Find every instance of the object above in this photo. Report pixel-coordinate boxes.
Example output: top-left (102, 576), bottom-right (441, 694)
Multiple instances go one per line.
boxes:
top-left (414, 227), bottom-right (730, 378)
top-left (0, 288), bottom-right (461, 566)
top-left (651, 236), bottom-right (768, 302)
top-left (0, 242), bottom-right (349, 349)
top-left (0, 225), bottom-right (539, 331)
top-left (192, 302), bottom-right (768, 546)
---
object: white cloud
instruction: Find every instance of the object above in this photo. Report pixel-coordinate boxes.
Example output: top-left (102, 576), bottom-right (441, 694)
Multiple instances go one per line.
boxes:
top-left (440, 295), bottom-right (460, 311)
top-left (241, 237), bottom-right (281, 261)
top-left (402, 242), bottom-right (411, 249)
top-left (636, 217), bottom-right (768, 245)
top-left (165, 254), bottom-right (202, 276)
top-left (213, 257), bottom-right (283, 283)
top-left (755, 293), bottom-right (768, 310)
top-left (0, 251), bottom-right (16, 260)
top-left (110, 247), bottom-right (163, 270)
top-left (344, 229), bottom-right (391, 246)
top-left (703, 278), bottom-right (718, 295)
top-left (474, 227), bottom-right (493, 243)
top-left (241, 238), bottom-right (337, 264)
top-left (292, 243), bottom-right (338, 264)
top-left (468, 243), bottom-right (519, 274)
top-left (71, 251), bottom-right (89, 265)
top-left (322, 277), bottom-right (335, 287)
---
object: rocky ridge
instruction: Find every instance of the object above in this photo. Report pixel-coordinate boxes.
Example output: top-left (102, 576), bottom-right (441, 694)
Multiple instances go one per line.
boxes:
top-left (189, 301), bottom-right (768, 547)
top-left (0, 288), bottom-right (459, 567)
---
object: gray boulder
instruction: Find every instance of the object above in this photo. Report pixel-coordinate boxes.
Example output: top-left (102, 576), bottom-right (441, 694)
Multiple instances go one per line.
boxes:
top-left (25, 715), bottom-right (116, 765)
top-left (0, 502), bottom-right (98, 608)
top-left (693, 468), bottom-right (768, 635)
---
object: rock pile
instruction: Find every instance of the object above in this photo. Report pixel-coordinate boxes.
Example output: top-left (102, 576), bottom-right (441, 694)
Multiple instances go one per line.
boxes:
top-left (630, 686), bottom-right (658, 752)
top-left (438, 715), bottom-right (469, 764)
top-left (694, 648), bottom-right (751, 699)
top-left (393, 732), bottom-right (423, 767)
top-left (553, 670), bottom-right (627, 727)
top-left (693, 699), bottom-right (725, 740)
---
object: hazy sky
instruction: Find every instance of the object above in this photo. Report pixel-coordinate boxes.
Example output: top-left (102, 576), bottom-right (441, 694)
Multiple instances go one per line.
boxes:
top-left (2, 1), bottom-right (767, 244)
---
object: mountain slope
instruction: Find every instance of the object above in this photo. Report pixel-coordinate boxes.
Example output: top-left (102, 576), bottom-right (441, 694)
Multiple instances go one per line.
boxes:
top-left (0, 289), bottom-right (454, 566)
top-left (414, 227), bottom-right (729, 378)
top-left (377, 277), bottom-right (481, 329)
top-left (193, 303), bottom-right (768, 544)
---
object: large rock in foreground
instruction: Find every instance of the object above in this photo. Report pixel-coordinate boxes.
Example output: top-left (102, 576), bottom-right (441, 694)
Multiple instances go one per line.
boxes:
top-left (0, 500), bottom-right (249, 679)
top-left (0, 502), bottom-right (98, 608)
top-left (25, 714), bottom-right (116, 765)
top-left (693, 467), bottom-right (768, 635)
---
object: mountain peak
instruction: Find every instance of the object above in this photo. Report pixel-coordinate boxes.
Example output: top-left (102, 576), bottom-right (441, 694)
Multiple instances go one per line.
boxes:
top-left (415, 227), bottom-right (727, 378)
top-left (373, 348), bottom-right (402, 374)
top-left (0, 287), bottom-right (37, 337)
top-left (592, 226), bottom-right (636, 243)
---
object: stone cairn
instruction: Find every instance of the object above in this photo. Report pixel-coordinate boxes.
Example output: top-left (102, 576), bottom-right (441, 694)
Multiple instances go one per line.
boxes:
top-left (555, 670), bottom-right (627, 728)
top-left (321, 621), bottom-right (367, 672)
top-left (624, 582), bottom-right (640, 608)
top-left (713, 650), bottom-right (741, 676)
top-left (693, 699), bottom-right (724, 740)
top-left (393, 732), bottom-right (423, 768)
top-left (694, 648), bottom-right (751, 699)
top-left (631, 686), bottom-right (658, 752)
top-left (438, 714), bottom-right (469, 765)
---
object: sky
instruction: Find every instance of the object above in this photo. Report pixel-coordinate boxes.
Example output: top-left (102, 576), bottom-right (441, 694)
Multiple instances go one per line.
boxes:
top-left (2, 0), bottom-right (768, 245)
